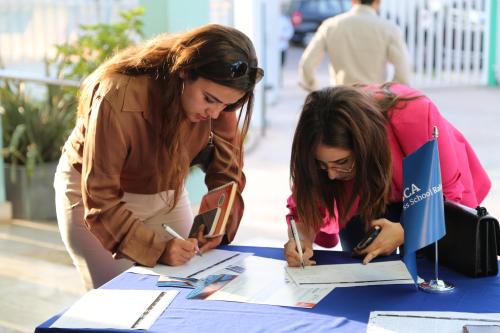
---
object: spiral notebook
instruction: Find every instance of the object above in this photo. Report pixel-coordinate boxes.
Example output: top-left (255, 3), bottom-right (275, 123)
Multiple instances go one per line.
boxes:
top-left (50, 289), bottom-right (178, 329)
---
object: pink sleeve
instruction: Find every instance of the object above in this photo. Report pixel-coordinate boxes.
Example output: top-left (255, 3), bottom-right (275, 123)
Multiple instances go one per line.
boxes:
top-left (389, 84), bottom-right (489, 207)
top-left (427, 103), bottom-right (465, 203)
top-left (285, 195), bottom-right (297, 225)
top-left (389, 96), bottom-right (463, 202)
top-left (428, 104), bottom-right (491, 205)
top-left (285, 194), bottom-right (340, 248)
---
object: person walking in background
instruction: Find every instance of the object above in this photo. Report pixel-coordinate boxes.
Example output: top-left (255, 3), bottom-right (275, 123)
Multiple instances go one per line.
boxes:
top-left (298, 0), bottom-right (411, 91)
top-left (283, 83), bottom-right (490, 267)
top-left (54, 24), bottom-right (264, 290)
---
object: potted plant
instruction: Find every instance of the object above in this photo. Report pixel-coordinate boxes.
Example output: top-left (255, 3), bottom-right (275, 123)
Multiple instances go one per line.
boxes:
top-left (0, 78), bottom-right (76, 219)
top-left (0, 7), bottom-right (144, 220)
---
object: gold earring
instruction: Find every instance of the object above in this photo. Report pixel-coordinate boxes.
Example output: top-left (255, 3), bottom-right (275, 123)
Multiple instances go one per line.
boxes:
top-left (181, 81), bottom-right (184, 95)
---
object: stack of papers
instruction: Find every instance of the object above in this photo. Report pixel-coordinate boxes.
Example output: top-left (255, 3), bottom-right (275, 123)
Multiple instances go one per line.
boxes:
top-left (192, 256), bottom-right (335, 308)
top-left (129, 251), bottom-right (413, 309)
top-left (156, 276), bottom-right (199, 288)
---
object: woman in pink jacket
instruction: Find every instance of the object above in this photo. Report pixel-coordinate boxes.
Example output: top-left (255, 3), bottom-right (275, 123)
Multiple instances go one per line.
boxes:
top-left (284, 83), bottom-right (491, 266)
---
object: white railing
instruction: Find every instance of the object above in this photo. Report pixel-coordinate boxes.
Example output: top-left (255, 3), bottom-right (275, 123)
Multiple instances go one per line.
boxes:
top-left (381, 0), bottom-right (490, 88)
top-left (1, 0), bottom-right (491, 88)
top-left (0, 0), bottom-right (139, 70)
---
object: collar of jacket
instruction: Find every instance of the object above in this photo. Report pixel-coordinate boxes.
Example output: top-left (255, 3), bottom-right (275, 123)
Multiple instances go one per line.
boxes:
top-left (120, 74), bottom-right (160, 125)
top-left (351, 4), bottom-right (378, 16)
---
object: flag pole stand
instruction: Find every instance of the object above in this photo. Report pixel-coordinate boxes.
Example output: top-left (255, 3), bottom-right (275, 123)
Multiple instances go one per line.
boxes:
top-left (418, 126), bottom-right (454, 293)
top-left (418, 242), bottom-right (454, 293)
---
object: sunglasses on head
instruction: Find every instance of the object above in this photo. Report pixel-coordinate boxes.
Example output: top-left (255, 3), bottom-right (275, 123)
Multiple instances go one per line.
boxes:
top-left (228, 61), bottom-right (264, 83)
top-left (198, 60), bottom-right (264, 84)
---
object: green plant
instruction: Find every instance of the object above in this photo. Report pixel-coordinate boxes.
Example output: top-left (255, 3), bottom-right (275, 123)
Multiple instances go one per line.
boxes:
top-left (48, 6), bottom-right (145, 81)
top-left (0, 7), bottom-right (144, 180)
top-left (0, 80), bottom-right (75, 180)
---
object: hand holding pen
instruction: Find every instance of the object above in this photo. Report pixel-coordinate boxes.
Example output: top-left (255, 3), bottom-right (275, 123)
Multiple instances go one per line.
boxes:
top-left (163, 224), bottom-right (202, 256)
top-left (285, 217), bottom-right (315, 268)
top-left (289, 217), bottom-right (305, 268)
top-left (160, 224), bottom-right (202, 266)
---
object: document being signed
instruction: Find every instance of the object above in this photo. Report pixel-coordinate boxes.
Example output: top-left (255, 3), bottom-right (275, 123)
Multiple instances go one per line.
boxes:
top-left (127, 249), bottom-right (252, 279)
top-left (286, 260), bottom-right (414, 288)
top-left (201, 256), bottom-right (334, 308)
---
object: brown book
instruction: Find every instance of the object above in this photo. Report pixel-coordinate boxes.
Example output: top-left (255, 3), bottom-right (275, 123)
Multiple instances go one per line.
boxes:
top-left (189, 181), bottom-right (237, 238)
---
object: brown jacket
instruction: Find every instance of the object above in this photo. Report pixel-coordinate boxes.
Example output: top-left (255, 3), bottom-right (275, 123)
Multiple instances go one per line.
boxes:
top-left (63, 73), bottom-right (245, 267)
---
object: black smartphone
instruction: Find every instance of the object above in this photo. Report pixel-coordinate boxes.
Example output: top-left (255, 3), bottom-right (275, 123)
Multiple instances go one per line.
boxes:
top-left (189, 207), bottom-right (221, 238)
top-left (355, 225), bottom-right (381, 250)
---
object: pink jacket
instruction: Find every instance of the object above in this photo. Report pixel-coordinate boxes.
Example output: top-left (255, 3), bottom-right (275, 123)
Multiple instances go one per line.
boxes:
top-left (286, 84), bottom-right (491, 248)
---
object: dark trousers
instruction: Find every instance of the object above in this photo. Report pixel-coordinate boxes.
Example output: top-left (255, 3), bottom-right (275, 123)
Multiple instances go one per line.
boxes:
top-left (339, 202), bottom-right (403, 252)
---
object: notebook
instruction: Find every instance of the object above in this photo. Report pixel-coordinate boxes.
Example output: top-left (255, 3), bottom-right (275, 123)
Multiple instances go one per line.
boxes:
top-left (189, 181), bottom-right (237, 238)
top-left (50, 289), bottom-right (178, 330)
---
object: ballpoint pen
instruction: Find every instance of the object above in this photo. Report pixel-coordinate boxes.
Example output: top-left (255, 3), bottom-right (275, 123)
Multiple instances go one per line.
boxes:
top-left (289, 217), bottom-right (305, 269)
top-left (162, 224), bottom-right (202, 257)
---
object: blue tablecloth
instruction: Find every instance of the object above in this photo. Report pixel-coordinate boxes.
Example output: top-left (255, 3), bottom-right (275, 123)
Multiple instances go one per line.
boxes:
top-left (35, 246), bottom-right (500, 333)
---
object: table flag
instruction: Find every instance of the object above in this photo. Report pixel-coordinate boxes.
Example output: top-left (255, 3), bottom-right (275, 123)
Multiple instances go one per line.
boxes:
top-left (402, 138), bottom-right (446, 284)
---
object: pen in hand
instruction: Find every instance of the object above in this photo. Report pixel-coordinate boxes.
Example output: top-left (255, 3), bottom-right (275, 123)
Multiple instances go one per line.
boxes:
top-left (162, 224), bottom-right (202, 257)
top-left (289, 217), bottom-right (305, 269)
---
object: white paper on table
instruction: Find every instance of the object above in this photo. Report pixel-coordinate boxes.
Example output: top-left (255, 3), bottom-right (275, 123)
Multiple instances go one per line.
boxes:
top-left (367, 311), bottom-right (500, 333)
top-left (206, 256), bottom-right (334, 308)
top-left (50, 289), bottom-right (178, 330)
top-left (127, 249), bottom-right (252, 279)
top-left (285, 260), bottom-right (414, 288)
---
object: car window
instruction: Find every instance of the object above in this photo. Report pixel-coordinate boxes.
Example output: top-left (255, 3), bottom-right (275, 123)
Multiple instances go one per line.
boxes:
top-left (300, 0), bottom-right (351, 15)
top-left (341, 0), bottom-right (352, 11)
top-left (303, 0), bottom-right (339, 14)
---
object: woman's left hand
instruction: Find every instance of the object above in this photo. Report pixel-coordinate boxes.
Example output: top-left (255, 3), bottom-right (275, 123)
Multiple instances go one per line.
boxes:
top-left (353, 218), bottom-right (404, 264)
top-left (195, 225), bottom-right (224, 253)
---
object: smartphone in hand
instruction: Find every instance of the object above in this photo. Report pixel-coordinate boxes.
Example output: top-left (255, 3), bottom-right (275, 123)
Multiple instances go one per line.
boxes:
top-left (189, 207), bottom-right (221, 238)
top-left (354, 225), bottom-right (381, 250)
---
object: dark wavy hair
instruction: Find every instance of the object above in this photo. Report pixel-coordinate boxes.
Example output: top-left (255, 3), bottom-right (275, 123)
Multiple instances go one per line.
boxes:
top-left (78, 24), bottom-right (262, 207)
top-left (290, 83), bottom-right (421, 231)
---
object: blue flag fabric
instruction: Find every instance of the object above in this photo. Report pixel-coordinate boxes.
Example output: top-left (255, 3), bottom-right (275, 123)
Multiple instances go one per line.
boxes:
top-left (402, 139), bottom-right (446, 284)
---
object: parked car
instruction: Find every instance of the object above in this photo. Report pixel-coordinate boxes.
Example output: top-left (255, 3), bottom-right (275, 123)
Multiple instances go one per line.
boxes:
top-left (287, 0), bottom-right (351, 47)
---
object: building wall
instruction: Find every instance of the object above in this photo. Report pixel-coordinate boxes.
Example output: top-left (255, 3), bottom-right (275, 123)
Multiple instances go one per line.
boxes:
top-left (139, 0), bottom-right (210, 38)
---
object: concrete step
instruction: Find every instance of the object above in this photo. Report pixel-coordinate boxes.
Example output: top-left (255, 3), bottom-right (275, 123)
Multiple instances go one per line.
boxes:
top-left (0, 220), bottom-right (85, 333)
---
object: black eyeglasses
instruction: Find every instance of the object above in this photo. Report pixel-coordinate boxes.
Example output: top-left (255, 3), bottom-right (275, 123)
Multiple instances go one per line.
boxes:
top-left (316, 159), bottom-right (355, 174)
